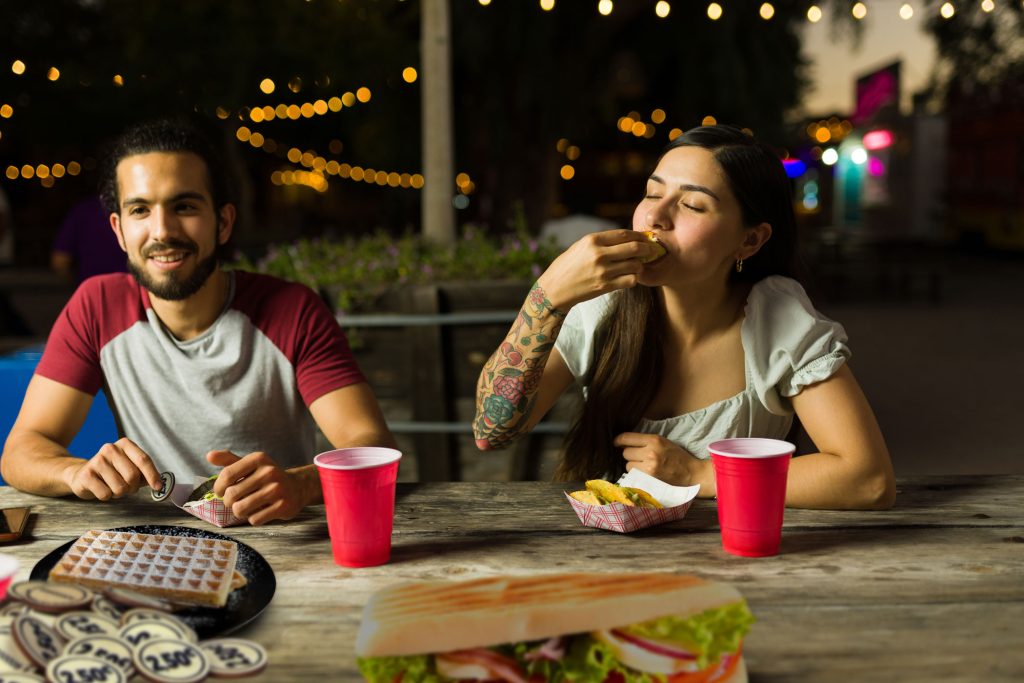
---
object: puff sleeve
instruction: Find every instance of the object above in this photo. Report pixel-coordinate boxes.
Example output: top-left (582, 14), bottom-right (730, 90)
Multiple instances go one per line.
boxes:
top-left (742, 276), bottom-right (851, 415)
top-left (553, 291), bottom-right (619, 385)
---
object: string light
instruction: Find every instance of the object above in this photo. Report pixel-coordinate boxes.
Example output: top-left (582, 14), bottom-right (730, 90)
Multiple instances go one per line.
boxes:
top-left (480, 0), bottom-right (969, 21)
top-left (981, 0), bottom-right (994, 10)
top-left (402, 67), bottom-right (418, 83)
top-left (260, 78), bottom-right (275, 94)
top-left (239, 130), bottom-right (448, 193)
top-left (4, 160), bottom-right (81, 186)
top-left (11, 60), bottom-right (25, 75)
top-left (47, 67), bottom-right (60, 81)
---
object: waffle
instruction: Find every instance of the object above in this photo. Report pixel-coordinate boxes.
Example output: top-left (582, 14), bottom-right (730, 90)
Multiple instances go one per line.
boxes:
top-left (47, 530), bottom-right (238, 608)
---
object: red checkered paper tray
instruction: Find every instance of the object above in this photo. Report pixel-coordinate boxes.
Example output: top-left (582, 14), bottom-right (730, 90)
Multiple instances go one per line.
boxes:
top-left (177, 476), bottom-right (245, 528)
top-left (564, 470), bottom-right (700, 533)
top-left (181, 497), bottom-right (245, 528)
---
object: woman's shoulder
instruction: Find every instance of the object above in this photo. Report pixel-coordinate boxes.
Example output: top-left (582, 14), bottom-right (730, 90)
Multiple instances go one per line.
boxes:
top-left (747, 275), bottom-right (813, 309)
top-left (743, 275), bottom-right (850, 409)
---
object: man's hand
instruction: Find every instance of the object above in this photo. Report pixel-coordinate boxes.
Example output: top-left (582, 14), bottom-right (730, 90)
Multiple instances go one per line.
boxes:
top-left (615, 432), bottom-right (713, 492)
top-left (63, 438), bottom-right (164, 501)
top-left (206, 450), bottom-right (313, 526)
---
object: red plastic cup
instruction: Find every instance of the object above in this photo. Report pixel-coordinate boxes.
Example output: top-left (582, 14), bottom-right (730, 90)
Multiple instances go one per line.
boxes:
top-left (314, 447), bottom-right (402, 568)
top-left (709, 438), bottom-right (795, 558)
top-left (0, 553), bottom-right (18, 600)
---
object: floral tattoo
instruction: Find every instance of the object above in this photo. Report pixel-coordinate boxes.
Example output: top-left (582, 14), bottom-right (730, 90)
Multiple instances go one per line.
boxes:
top-left (475, 281), bottom-right (565, 449)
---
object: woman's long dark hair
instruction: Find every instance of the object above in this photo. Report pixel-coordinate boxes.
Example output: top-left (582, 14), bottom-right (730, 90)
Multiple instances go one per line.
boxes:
top-left (555, 125), bottom-right (799, 481)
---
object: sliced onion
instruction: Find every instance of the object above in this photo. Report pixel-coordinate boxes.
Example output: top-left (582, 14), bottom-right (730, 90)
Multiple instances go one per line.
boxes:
top-left (609, 629), bottom-right (697, 660)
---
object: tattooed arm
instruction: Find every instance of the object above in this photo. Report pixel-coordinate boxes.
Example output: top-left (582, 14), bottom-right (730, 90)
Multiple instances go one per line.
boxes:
top-left (474, 282), bottom-right (572, 450)
top-left (474, 230), bottom-right (662, 450)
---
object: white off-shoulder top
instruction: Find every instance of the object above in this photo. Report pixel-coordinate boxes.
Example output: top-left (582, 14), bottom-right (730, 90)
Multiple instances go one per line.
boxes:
top-left (554, 276), bottom-right (850, 459)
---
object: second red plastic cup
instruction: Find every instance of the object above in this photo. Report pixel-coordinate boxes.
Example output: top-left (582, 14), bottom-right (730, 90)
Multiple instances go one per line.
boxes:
top-left (0, 553), bottom-right (17, 600)
top-left (709, 438), bottom-right (794, 558)
top-left (314, 447), bottom-right (402, 568)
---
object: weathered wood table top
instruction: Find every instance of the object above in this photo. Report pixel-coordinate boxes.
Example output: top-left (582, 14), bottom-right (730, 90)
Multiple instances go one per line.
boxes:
top-left (0, 475), bottom-right (1020, 682)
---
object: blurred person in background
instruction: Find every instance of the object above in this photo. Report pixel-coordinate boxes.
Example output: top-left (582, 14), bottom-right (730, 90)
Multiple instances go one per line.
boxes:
top-left (475, 124), bottom-right (895, 511)
top-left (51, 195), bottom-right (128, 285)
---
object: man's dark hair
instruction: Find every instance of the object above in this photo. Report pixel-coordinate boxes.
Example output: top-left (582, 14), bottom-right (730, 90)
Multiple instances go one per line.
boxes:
top-left (100, 117), bottom-right (234, 216)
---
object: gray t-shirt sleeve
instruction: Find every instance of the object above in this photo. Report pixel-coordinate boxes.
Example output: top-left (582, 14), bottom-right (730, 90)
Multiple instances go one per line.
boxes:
top-left (553, 291), bottom-right (618, 385)
top-left (742, 276), bottom-right (851, 415)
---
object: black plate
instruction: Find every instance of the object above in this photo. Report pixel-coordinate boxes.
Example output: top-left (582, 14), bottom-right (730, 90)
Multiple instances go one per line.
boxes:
top-left (31, 524), bottom-right (275, 640)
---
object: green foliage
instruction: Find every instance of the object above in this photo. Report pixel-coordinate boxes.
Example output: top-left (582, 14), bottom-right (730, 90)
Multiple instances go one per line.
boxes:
top-left (231, 226), bottom-right (561, 314)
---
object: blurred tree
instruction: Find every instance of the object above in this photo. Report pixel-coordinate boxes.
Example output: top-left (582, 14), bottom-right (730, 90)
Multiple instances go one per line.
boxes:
top-left (920, 0), bottom-right (1023, 104)
top-left (450, 0), bottom-right (812, 231)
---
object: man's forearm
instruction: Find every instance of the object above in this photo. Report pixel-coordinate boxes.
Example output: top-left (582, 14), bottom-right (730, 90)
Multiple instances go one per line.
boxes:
top-left (1, 430), bottom-right (79, 497)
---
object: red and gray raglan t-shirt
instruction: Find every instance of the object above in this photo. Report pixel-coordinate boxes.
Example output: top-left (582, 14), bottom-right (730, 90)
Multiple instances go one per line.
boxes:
top-left (35, 271), bottom-right (366, 480)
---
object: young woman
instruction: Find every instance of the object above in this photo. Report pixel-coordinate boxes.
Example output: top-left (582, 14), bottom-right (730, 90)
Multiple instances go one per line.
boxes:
top-left (474, 124), bottom-right (895, 510)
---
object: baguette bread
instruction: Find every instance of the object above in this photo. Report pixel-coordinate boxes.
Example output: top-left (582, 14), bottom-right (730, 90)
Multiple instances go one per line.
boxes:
top-left (356, 572), bottom-right (743, 658)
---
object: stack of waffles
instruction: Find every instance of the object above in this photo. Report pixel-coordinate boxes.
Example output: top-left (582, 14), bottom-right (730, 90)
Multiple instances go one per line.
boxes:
top-left (47, 529), bottom-right (238, 608)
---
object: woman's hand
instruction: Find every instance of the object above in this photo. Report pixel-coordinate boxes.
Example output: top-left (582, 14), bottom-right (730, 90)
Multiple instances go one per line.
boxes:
top-left (537, 229), bottom-right (662, 311)
top-left (614, 432), bottom-right (713, 491)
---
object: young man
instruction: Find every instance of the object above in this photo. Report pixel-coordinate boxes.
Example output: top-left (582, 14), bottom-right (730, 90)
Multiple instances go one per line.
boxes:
top-left (1, 118), bottom-right (397, 525)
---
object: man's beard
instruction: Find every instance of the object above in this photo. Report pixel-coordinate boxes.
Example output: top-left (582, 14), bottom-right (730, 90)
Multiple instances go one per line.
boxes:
top-left (128, 241), bottom-right (219, 301)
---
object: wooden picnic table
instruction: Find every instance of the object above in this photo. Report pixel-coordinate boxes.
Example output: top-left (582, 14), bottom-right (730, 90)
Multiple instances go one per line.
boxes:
top-left (0, 474), bottom-right (1020, 682)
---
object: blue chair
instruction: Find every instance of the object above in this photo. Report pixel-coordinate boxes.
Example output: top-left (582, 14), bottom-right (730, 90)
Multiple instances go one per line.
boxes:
top-left (0, 345), bottom-right (118, 486)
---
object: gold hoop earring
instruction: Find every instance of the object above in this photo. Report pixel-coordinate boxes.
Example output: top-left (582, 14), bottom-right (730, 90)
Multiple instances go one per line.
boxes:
top-left (735, 259), bottom-right (744, 273)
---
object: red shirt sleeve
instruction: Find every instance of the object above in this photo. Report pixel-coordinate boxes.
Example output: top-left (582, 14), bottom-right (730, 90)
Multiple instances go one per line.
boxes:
top-left (35, 274), bottom-right (143, 395)
top-left (234, 273), bottom-right (366, 406)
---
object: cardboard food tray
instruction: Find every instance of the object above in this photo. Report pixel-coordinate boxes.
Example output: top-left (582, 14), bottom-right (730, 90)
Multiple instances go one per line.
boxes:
top-left (181, 498), bottom-right (245, 528)
top-left (565, 470), bottom-right (699, 533)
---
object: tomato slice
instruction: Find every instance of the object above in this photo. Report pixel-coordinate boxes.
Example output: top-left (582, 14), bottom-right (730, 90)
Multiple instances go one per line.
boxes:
top-left (665, 669), bottom-right (715, 683)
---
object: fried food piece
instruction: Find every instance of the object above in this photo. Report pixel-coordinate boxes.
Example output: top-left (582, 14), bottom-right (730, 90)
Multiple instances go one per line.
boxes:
top-left (569, 490), bottom-right (603, 505)
top-left (640, 231), bottom-right (667, 264)
top-left (571, 480), bottom-right (664, 509)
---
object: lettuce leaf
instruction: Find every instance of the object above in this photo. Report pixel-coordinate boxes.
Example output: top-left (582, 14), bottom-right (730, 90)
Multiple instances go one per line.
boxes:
top-left (560, 636), bottom-right (663, 683)
top-left (622, 602), bottom-right (755, 670)
top-left (356, 655), bottom-right (445, 683)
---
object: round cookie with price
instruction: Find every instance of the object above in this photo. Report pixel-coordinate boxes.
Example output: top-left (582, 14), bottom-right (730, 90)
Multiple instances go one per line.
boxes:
top-left (132, 638), bottom-right (209, 683)
top-left (200, 638), bottom-right (267, 677)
